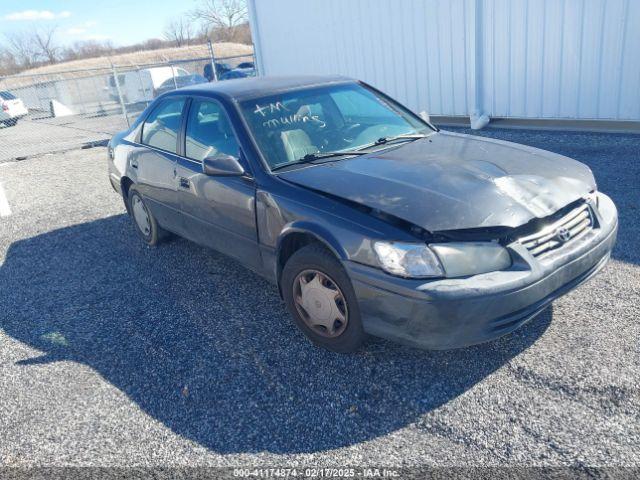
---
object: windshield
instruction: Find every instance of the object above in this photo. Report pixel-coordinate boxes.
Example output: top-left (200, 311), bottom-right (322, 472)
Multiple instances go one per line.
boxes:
top-left (239, 83), bottom-right (432, 169)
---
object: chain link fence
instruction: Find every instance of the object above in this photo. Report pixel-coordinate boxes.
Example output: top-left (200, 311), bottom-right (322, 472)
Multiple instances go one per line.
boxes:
top-left (0, 51), bottom-right (256, 162)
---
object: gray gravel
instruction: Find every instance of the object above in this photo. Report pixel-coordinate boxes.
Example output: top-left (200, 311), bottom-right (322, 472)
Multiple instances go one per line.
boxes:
top-left (0, 128), bottom-right (638, 468)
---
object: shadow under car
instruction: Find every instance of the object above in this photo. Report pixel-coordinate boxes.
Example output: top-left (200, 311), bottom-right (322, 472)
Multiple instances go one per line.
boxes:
top-left (0, 214), bottom-right (551, 454)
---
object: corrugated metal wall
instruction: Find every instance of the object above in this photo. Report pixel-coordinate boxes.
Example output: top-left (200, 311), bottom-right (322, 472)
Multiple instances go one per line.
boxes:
top-left (249, 0), bottom-right (640, 121)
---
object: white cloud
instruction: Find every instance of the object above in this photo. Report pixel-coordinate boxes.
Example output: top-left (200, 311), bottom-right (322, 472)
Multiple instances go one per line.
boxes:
top-left (4, 10), bottom-right (72, 21)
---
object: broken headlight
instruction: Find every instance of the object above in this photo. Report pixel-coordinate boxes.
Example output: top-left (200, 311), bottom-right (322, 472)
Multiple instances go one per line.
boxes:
top-left (373, 242), bottom-right (445, 278)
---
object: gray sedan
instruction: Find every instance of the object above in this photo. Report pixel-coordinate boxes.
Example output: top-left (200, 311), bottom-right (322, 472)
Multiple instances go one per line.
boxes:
top-left (107, 75), bottom-right (618, 352)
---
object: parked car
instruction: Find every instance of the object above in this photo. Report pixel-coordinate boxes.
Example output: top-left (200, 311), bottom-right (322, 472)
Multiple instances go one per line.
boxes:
top-left (107, 76), bottom-right (618, 353)
top-left (203, 62), bottom-right (233, 82)
top-left (219, 67), bottom-right (255, 81)
top-left (154, 74), bottom-right (208, 98)
top-left (0, 91), bottom-right (28, 127)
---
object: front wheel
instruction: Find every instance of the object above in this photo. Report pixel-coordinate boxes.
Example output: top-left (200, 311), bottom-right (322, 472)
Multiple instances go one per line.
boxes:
top-left (281, 243), bottom-right (366, 353)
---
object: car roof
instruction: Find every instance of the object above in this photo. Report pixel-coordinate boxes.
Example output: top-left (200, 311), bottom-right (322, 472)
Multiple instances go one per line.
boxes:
top-left (177, 75), bottom-right (356, 101)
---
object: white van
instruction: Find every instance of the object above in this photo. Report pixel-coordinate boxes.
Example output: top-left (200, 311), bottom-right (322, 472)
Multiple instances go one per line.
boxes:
top-left (108, 66), bottom-right (191, 105)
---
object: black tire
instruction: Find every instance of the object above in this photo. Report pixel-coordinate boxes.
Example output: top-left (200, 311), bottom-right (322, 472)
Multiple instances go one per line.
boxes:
top-left (281, 243), bottom-right (366, 353)
top-left (127, 186), bottom-right (165, 246)
top-left (4, 118), bottom-right (17, 127)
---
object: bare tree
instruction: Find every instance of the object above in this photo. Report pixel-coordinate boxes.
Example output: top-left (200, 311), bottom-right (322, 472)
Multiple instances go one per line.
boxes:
top-left (163, 17), bottom-right (195, 47)
top-left (4, 31), bottom-right (39, 68)
top-left (4, 26), bottom-right (60, 68)
top-left (32, 26), bottom-right (60, 64)
top-left (61, 40), bottom-right (114, 62)
top-left (192, 0), bottom-right (247, 29)
top-left (231, 22), bottom-right (252, 45)
top-left (0, 47), bottom-right (19, 75)
top-left (190, 0), bottom-right (248, 42)
top-left (140, 38), bottom-right (165, 50)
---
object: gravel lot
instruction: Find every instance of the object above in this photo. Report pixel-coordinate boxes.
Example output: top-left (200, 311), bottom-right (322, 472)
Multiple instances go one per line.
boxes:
top-left (0, 128), bottom-right (638, 468)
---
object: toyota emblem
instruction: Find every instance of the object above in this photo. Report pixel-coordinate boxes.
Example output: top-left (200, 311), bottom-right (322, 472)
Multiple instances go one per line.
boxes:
top-left (555, 227), bottom-right (571, 243)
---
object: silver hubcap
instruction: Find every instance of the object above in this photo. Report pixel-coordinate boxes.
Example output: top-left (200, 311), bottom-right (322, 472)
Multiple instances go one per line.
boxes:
top-left (293, 269), bottom-right (348, 338)
top-left (131, 195), bottom-right (151, 237)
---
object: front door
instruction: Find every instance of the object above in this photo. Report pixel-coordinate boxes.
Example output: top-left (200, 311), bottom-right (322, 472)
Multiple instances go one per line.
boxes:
top-left (175, 98), bottom-right (261, 270)
top-left (134, 97), bottom-right (185, 233)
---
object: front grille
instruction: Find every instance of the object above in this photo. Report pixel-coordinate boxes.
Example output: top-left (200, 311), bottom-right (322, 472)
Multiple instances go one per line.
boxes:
top-left (518, 202), bottom-right (593, 257)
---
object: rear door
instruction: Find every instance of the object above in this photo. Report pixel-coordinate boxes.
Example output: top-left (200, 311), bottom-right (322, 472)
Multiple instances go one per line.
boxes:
top-left (175, 97), bottom-right (261, 269)
top-left (134, 96), bottom-right (186, 233)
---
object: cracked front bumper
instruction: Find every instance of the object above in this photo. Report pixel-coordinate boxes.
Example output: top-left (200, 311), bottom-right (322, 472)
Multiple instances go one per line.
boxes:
top-left (345, 193), bottom-right (618, 350)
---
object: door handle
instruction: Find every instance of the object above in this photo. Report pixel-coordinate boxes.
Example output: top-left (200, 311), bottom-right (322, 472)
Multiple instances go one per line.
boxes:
top-left (179, 177), bottom-right (190, 189)
top-left (131, 160), bottom-right (138, 169)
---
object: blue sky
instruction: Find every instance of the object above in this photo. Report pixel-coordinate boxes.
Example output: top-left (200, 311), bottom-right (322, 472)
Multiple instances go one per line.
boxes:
top-left (0, 0), bottom-right (197, 47)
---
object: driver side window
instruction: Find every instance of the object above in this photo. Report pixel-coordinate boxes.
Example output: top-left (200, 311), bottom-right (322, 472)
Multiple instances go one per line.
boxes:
top-left (185, 99), bottom-right (240, 162)
top-left (141, 98), bottom-right (185, 154)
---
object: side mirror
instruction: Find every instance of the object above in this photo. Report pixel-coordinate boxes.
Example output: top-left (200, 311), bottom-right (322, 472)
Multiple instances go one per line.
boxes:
top-left (202, 153), bottom-right (245, 176)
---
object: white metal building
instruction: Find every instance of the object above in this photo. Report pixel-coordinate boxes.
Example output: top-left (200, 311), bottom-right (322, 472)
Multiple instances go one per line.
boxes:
top-left (248, 0), bottom-right (640, 126)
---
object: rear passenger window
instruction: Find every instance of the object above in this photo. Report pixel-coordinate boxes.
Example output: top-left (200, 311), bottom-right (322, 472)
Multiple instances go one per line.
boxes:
top-left (185, 99), bottom-right (240, 162)
top-left (141, 98), bottom-right (185, 153)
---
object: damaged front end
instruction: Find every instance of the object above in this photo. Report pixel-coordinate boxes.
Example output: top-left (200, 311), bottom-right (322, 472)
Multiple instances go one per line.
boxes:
top-left (420, 193), bottom-right (602, 280)
top-left (276, 130), bottom-right (605, 280)
top-left (341, 190), bottom-right (617, 349)
top-left (435, 193), bottom-right (598, 253)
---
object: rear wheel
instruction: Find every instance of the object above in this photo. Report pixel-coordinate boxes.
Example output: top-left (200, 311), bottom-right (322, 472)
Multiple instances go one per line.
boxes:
top-left (4, 118), bottom-right (17, 127)
top-left (282, 243), bottom-right (366, 353)
top-left (127, 186), bottom-right (165, 246)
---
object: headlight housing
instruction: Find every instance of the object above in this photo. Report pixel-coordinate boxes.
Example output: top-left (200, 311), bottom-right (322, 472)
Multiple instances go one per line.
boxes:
top-left (373, 242), bottom-right (445, 278)
top-left (430, 242), bottom-right (512, 277)
top-left (374, 241), bottom-right (511, 278)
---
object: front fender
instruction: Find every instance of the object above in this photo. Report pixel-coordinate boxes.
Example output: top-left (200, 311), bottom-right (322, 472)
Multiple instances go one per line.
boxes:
top-left (256, 188), bottom-right (416, 288)
top-left (277, 221), bottom-right (349, 261)
top-left (272, 222), bottom-right (351, 297)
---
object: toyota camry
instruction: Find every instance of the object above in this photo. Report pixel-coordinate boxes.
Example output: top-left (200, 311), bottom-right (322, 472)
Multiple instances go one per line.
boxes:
top-left (108, 76), bottom-right (618, 352)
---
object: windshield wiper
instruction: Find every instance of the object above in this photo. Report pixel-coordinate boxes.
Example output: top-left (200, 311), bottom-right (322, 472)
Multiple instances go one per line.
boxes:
top-left (271, 132), bottom-right (429, 171)
top-left (355, 132), bottom-right (429, 152)
top-left (271, 150), bottom-right (368, 171)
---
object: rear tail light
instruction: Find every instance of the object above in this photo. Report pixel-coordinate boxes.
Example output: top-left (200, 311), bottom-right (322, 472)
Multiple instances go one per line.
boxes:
top-left (1, 102), bottom-right (8, 111)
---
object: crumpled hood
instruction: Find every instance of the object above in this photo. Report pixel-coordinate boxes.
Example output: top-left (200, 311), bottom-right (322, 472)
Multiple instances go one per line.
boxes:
top-left (278, 131), bottom-right (596, 232)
